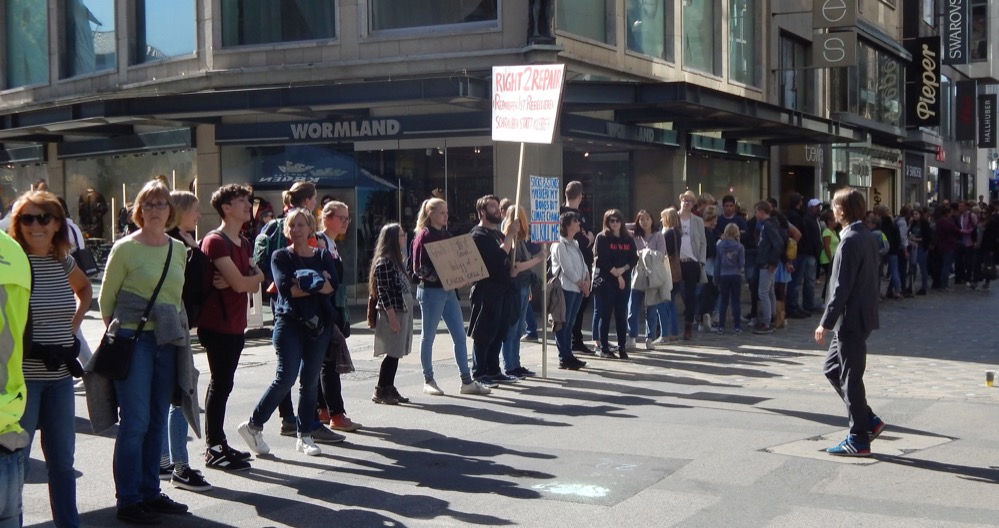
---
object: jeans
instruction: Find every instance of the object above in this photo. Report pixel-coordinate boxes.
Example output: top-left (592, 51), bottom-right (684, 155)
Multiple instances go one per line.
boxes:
top-left (112, 330), bottom-right (176, 508)
top-left (250, 316), bottom-right (330, 436)
top-left (524, 300), bottom-right (539, 338)
top-left (757, 267), bottom-right (776, 325)
top-left (0, 449), bottom-right (23, 528)
top-left (940, 249), bottom-right (955, 288)
top-left (661, 299), bottom-right (679, 337)
top-left (417, 286), bottom-right (472, 384)
top-left (787, 255), bottom-right (804, 312)
top-left (800, 255), bottom-right (817, 312)
top-left (557, 291), bottom-right (583, 360)
top-left (320, 362), bottom-right (345, 416)
top-left (160, 405), bottom-right (189, 465)
top-left (717, 274), bottom-right (742, 331)
top-left (593, 281), bottom-right (630, 350)
top-left (628, 289), bottom-right (664, 340)
top-left (915, 247), bottom-right (929, 291)
top-left (20, 377), bottom-right (78, 528)
top-left (886, 254), bottom-right (901, 295)
top-left (198, 328), bottom-right (245, 447)
top-left (501, 284), bottom-right (530, 372)
top-left (744, 251), bottom-right (759, 317)
top-left (679, 261), bottom-right (701, 325)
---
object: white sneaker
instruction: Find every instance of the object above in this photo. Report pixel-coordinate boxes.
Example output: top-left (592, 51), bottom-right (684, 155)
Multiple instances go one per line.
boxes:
top-left (296, 435), bottom-right (321, 456)
top-left (459, 381), bottom-right (492, 395)
top-left (625, 337), bottom-right (636, 349)
top-left (237, 421), bottom-right (270, 455)
top-left (656, 336), bottom-right (670, 345)
top-left (423, 380), bottom-right (445, 396)
top-left (702, 314), bottom-right (714, 331)
top-left (645, 337), bottom-right (654, 350)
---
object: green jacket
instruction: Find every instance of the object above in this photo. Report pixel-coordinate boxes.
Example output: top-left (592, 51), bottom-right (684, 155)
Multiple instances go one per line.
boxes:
top-left (0, 230), bottom-right (30, 451)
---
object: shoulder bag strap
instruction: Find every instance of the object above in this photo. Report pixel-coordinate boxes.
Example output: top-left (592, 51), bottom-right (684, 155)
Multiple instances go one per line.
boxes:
top-left (133, 241), bottom-right (174, 338)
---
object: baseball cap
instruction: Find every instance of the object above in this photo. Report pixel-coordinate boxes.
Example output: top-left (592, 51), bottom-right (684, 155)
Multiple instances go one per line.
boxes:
top-left (807, 198), bottom-right (821, 207)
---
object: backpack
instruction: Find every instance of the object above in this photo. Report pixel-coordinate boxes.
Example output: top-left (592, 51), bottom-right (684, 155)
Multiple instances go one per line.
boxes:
top-left (187, 230), bottom-right (238, 328)
top-left (252, 218), bottom-right (286, 284)
top-left (870, 229), bottom-right (889, 257)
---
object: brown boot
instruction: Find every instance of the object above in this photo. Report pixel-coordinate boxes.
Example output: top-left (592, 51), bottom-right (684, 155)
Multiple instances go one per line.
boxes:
top-left (774, 301), bottom-right (787, 329)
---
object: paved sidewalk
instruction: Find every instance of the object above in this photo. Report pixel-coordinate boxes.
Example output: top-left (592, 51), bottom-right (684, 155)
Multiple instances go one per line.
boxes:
top-left (22, 285), bottom-right (999, 527)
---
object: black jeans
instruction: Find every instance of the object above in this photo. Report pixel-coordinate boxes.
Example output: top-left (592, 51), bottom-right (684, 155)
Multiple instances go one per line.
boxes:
top-left (198, 328), bottom-right (246, 447)
top-left (472, 336), bottom-right (503, 379)
top-left (319, 360), bottom-right (345, 415)
top-left (679, 261), bottom-right (701, 325)
top-left (571, 293), bottom-right (591, 346)
top-left (823, 330), bottom-right (875, 440)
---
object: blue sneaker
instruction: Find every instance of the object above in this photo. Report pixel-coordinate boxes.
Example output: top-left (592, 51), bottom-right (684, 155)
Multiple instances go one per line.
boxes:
top-left (826, 435), bottom-right (871, 457)
top-left (869, 415), bottom-right (886, 442)
top-left (475, 376), bottom-right (499, 389)
top-left (490, 373), bottom-right (519, 384)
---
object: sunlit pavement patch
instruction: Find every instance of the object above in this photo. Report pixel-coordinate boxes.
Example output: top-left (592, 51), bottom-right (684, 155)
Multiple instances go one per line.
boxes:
top-left (531, 483), bottom-right (610, 498)
top-left (765, 430), bottom-right (952, 465)
top-left (522, 454), bottom-right (688, 505)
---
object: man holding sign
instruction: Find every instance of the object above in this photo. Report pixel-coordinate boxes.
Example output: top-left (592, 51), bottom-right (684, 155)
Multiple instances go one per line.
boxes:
top-left (467, 195), bottom-right (519, 387)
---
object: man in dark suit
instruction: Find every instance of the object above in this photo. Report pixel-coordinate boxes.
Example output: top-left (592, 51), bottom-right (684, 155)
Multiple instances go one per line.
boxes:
top-left (814, 187), bottom-right (886, 457)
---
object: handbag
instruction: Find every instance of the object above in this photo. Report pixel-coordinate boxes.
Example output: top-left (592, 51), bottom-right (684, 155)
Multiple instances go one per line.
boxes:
top-left (326, 324), bottom-right (355, 374)
top-left (366, 295), bottom-right (378, 328)
top-left (667, 230), bottom-right (683, 282)
top-left (70, 227), bottom-right (99, 277)
top-left (92, 242), bottom-right (173, 380)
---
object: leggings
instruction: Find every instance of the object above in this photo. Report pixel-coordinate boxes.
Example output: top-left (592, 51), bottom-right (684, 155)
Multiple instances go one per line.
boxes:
top-left (377, 356), bottom-right (400, 388)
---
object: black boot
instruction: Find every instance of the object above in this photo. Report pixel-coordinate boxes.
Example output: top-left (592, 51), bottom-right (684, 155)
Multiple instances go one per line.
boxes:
top-left (372, 386), bottom-right (399, 405)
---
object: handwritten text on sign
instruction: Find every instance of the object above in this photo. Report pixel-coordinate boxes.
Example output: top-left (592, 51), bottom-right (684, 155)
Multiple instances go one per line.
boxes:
top-left (530, 175), bottom-right (560, 243)
top-left (492, 64), bottom-right (566, 144)
top-left (424, 234), bottom-right (489, 290)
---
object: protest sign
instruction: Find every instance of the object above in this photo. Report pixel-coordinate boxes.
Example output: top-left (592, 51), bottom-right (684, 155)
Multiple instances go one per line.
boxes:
top-left (424, 234), bottom-right (489, 290)
top-left (530, 175), bottom-right (560, 243)
top-left (492, 64), bottom-right (566, 144)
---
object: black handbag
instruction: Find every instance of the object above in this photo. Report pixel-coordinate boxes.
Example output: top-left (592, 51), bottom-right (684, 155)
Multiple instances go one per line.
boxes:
top-left (70, 227), bottom-right (99, 277)
top-left (92, 242), bottom-right (173, 380)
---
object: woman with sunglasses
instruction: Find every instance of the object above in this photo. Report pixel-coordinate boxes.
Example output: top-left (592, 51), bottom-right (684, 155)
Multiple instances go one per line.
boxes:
top-left (95, 180), bottom-right (195, 524)
top-left (10, 190), bottom-right (91, 528)
top-left (592, 209), bottom-right (638, 358)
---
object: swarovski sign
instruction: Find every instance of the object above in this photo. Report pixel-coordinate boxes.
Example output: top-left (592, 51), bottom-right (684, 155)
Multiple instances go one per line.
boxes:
top-left (905, 37), bottom-right (941, 129)
top-left (813, 0), bottom-right (857, 29)
top-left (943, 0), bottom-right (969, 65)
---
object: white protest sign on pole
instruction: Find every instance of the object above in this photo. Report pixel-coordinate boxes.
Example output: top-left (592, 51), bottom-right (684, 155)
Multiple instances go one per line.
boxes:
top-left (491, 64), bottom-right (566, 144)
top-left (529, 176), bottom-right (560, 243)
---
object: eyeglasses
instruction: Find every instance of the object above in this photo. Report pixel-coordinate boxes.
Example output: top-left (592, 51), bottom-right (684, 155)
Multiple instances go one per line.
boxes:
top-left (327, 214), bottom-right (351, 223)
top-left (142, 201), bottom-right (170, 211)
top-left (19, 213), bottom-right (53, 226)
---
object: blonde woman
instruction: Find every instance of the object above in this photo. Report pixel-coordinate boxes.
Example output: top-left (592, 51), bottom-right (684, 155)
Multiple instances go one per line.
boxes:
top-left (500, 205), bottom-right (547, 377)
top-left (714, 223), bottom-right (745, 334)
top-left (658, 208), bottom-right (682, 341)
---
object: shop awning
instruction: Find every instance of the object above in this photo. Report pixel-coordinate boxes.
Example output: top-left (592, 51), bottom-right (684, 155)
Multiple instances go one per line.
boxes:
top-left (563, 81), bottom-right (869, 146)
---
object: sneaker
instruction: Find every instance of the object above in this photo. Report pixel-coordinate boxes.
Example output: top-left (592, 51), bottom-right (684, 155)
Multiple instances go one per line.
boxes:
top-left (279, 419), bottom-right (297, 437)
top-left (571, 342), bottom-right (595, 355)
top-left (171, 466), bottom-right (213, 492)
top-left (460, 381), bottom-right (492, 395)
top-left (733, 328), bottom-right (742, 335)
top-left (916, 289), bottom-right (927, 295)
top-left (521, 334), bottom-right (539, 343)
top-left (656, 336), bottom-right (670, 345)
top-left (825, 435), bottom-right (872, 457)
top-left (475, 376), bottom-right (499, 388)
top-left (310, 425), bottom-right (346, 444)
top-left (714, 328), bottom-right (724, 335)
top-left (702, 314), bottom-right (714, 331)
top-left (221, 442), bottom-right (252, 461)
top-left (596, 350), bottom-right (617, 359)
top-left (507, 367), bottom-right (535, 379)
top-left (558, 358), bottom-right (585, 370)
top-left (968, 281), bottom-right (976, 290)
top-left (296, 435), bottom-right (322, 456)
top-left (237, 421), bottom-right (270, 455)
top-left (625, 337), bottom-right (636, 349)
top-left (645, 338), bottom-right (654, 350)
top-left (752, 323), bottom-right (774, 335)
top-left (506, 368), bottom-right (528, 380)
top-left (329, 414), bottom-right (362, 432)
top-left (869, 415), bottom-right (887, 442)
top-left (73, 379), bottom-right (86, 393)
top-left (116, 502), bottom-right (161, 525)
top-left (618, 349), bottom-right (630, 360)
top-left (159, 464), bottom-right (174, 481)
top-left (423, 380), bottom-right (445, 395)
top-left (984, 283), bottom-right (992, 291)
top-left (142, 493), bottom-right (189, 515)
top-left (205, 444), bottom-right (251, 471)
top-left (491, 373), bottom-right (519, 384)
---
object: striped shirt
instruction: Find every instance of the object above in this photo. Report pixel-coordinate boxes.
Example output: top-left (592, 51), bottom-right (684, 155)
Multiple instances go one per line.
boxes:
top-left (25, 255), bottom-right (76, 380)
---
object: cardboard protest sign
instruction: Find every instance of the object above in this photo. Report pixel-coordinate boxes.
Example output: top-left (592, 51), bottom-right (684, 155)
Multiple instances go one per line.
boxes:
top-left (492, 64), bottom-right (566, 144)
top-left (424, 234), bottom-right (489, 290)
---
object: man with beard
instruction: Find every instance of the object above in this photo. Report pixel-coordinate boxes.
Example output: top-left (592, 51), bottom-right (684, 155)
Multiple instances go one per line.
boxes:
top-left (467, 195), bottom-right (519, 387)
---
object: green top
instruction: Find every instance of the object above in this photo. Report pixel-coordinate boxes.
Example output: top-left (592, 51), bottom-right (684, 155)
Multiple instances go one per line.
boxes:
top-left (0, 230), bottom-right (30, 449)
top-left (820, 227), bottom-right (840, 266)
top-left (99, 237), bottom-right (187, 329)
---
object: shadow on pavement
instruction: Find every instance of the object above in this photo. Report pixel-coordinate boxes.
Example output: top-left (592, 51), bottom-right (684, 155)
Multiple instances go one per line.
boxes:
top-left (398, 401), bottom-right (573, 426)
top-left (876, 455), bottom-right (999, 485)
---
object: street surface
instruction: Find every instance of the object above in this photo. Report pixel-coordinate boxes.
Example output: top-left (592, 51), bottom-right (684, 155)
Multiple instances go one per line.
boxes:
top-left (22, 286), bottom-right (999, 527)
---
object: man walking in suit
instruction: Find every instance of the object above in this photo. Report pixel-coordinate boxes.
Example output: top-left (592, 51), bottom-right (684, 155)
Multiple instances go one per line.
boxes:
top-left (814, 187), bottom-right (886, 457)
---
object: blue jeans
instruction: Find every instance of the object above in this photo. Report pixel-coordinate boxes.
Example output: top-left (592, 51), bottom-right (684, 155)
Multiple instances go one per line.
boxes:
top-left (20, 377), bottom-right (78, 528)
top-left (628, 289), bottom-right (663, 340)
top-left (757, 267), bottom-right (776, 324)
top-left (524, 300), bottom-right (539, 338)
top-left (113, 331), bottom-right (176, 508)
top-left (717, 274), bottom-right (742, 331)
top-left (886, 254), bottom-right (901, 295)
top-left (161, 405), bottom-right (189, 465)
top-left (557, 291), bottom-right (583, 360)
top-left (800, 255), bottom-right (817, 312)
top-left (914, 247), bottom-right (929, 291)
top-left (662, 298), bottom-right (679, 337)
top-left (593, 282), bottom-right (630, 350)
top-left (417, 286), bottom-right (471, 384)
top-left (787, 255), bottom-right (804, 312)
top-left (501, 284), bottom-right (530, 372)
top-left (250, 316), bottom-right (330, 436)
top-left (0, 449), bottom-right (23, 528)
top-left (940, 250), bottom-right (955, 288)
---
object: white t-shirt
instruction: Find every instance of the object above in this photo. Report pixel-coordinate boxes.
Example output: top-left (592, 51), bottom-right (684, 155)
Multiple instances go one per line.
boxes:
top-left (680, 217), bottom-right (696, 261)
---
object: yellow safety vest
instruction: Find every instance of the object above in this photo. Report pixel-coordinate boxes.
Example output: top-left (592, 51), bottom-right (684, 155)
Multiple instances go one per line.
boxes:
top-left (0, 230), bottom-right (30, 450)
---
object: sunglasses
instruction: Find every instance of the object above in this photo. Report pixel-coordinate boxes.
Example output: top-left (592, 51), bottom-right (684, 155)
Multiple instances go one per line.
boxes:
top-left (608, 218), bottom-right (622, 224)
top-left (19, 213), bottom-right (54, 226)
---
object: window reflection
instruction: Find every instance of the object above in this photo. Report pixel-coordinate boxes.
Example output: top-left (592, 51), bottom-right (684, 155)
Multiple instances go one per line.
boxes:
top-left (221, 1), bottom-right (335, 46)
top-left (729, 0), bottom-right (757, 85)
top-left (370, 0), bottom-right (497, 31)
top-left (136, 0), bottom-right (195, 63)
top-left (778, 34), bottom-right (810, 112)
top-left (971, 1), bottom-right (988, 62)
top-left (683, 0), bottom-right (718, 75)
top-left (626, 0), bottom-right (671, 61)
top-left (557, 0), bottom-right (611, 43)
top-left (66, 0), bottom-right (115, 77)
top-left (5, 0), bottom-right (48, 88)
top-left (829, 42), bottom-right (903, 128)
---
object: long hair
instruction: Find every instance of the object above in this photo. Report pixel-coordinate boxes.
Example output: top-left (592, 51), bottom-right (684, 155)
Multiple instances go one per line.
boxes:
top-left (9, 190), bottom-right (71, 259)
top-left (282, 181), bottom-right (316, 209)
top-left (415, 198), bottom-right (445, 233)
top-left (503, 205), bottom-right (529, 241)
top-left (660, 207), bottom-right (680, 229)
top-left (601, 209), bottom-right (624, 235)
top-left (368, 223), bottom-right (406, 296)
top-left (633, 210), bottom-right (652, 237)
top-left (169, 191), bottom-right (199, 230)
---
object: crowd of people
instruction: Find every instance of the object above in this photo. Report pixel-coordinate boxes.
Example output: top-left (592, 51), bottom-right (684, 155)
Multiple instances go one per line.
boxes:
top-left (1, 175), bottom-right (997, 526)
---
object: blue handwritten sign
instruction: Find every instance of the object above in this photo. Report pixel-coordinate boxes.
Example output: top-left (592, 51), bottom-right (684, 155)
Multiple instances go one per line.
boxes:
top-left (529, 175), bottom-right (560, 243)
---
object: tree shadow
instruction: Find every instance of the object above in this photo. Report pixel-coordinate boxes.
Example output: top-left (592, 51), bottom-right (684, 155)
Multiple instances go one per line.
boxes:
top-left (398, 401), bottom-right (573, 426)
top-left (357, 427), bottom-right (558, 461)
top-left (875, 455), bottom-right (999, 485)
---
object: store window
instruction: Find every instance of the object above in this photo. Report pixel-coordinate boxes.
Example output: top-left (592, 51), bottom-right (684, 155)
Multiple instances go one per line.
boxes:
top-left (64, 150), bottom-right (197, 239)
top-left (729, 0), bottom-right (758, 86)
top-left (5, 0), bottom-right (49, 88)
top-left (778, 34), bottom-right (810, 112)
top-left (0, 164), bottom-right (47, 218)
top-left (370, 0), bottom-right (497, 31)
top-left (682, 0), bottom-right (719, 75)
top-left (563, 150), bottom-right (632, 225)
top-left (221, 1), bottom-right (335, 47)
top-left (939, 75), bottom-right (953, 139)
top-left (557, 0), bottom-right (612, 43)
top-left (135, 0), bottom-right (195, 63)
top-left (65, 0), bottom-right (116, 77)
top-left (626, 0), bottom-right (672, 61)
top-left (829, 41), bottom-right (904, 128)
top-left (971, 0), bottom-right (988, 62)
top-left (686, 155), bottom-right (761, 206)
